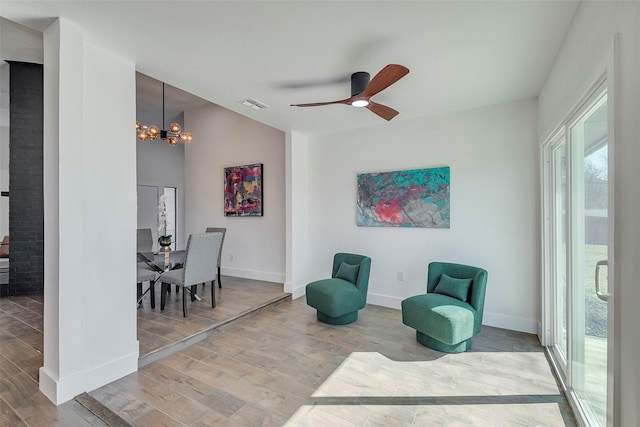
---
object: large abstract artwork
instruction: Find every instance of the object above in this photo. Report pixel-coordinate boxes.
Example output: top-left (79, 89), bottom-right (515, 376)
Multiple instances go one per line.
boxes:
top-left (357, 166), bottom-right (450, 228)
top-left (224, 163), bottom-right (263, 217)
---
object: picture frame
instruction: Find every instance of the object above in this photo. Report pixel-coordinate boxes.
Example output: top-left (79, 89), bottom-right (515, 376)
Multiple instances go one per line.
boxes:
top-left (357, 166), bottom-right (450, 228)
top-left (224, 163), bottom-right (263, 217)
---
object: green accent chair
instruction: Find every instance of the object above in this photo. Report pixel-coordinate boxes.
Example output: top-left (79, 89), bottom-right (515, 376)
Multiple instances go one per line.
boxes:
top-left (402, 262), bottom-right (488, 353)
top-left (306, 253), bottom-right (371, 325)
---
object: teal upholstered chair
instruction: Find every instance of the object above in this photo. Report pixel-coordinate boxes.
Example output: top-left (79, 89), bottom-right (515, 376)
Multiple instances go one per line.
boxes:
top-left (402, 262), bottom-right (488, 353)
top-left (306, 253), bottom-right (371, 325)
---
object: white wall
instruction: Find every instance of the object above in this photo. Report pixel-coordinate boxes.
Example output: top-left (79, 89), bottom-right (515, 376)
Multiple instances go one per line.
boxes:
top-left (40, 18), bottom-right (138, 405)
top-left (185, 104), bottom-right (286, 283)
top-left (538, 2), bottom-right (640, 424)
top-left (302, 99), bottom-right (539, 333)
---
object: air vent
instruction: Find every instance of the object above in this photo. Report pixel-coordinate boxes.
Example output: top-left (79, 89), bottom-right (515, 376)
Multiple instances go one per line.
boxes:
top-left (240, 98), bottom-right (269, 111)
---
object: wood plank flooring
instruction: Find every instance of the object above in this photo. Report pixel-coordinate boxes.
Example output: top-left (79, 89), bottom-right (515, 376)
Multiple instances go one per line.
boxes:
top-left (1, 279), bottom-right (577, 426)
top-left (137, 277), bottom-right (289, 364)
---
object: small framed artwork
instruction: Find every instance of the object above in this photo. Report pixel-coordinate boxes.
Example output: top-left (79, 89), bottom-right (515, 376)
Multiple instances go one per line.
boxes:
top-left (224, 163), bottom-right (263, 217)
top-left (357, 166), bottom-right (450, 228)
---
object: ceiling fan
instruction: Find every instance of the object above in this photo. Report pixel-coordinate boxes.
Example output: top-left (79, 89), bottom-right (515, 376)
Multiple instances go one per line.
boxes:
top-left (290, 64), bottom-right (410, 121)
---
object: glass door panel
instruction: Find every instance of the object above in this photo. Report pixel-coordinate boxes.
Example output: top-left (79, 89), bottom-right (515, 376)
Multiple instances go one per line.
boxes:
top-left (552, 141), bottom-right (568, 366)
top-left (569, 94), bottom-right (608, 426)
top-left (546, 88), bottom-right (609, 427)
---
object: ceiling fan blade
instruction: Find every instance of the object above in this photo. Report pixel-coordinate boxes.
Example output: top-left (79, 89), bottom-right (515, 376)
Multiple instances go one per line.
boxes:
top-left (291, 98), bottom-right (352, 107)
top-left (361, 64), bottom-right (409, 98)
top-left (367, 101), bottom-right (400, 121)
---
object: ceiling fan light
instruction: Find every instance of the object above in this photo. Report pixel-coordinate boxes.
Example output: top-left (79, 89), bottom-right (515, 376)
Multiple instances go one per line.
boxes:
top-left (169, 122), bottom-right (181, 133)
top-left (352, 99), bottom-right (369, 108)
top-left (138, 130), bottom-right (149, 140)
top-left (148, 125), bottom-right (159, 136)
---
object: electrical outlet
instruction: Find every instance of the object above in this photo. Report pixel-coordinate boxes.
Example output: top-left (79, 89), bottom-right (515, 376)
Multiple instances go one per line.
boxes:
top-left (229, 254), bottom-right (235, 262)
top-left (397, 271), bottom-right (405, 281)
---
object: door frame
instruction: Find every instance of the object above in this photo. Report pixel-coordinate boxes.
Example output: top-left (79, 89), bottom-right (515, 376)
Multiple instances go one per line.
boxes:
top-left (541, 71), bottom-right (614, 426)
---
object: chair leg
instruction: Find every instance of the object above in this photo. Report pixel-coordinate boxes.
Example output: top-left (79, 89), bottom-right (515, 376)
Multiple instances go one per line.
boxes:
top-left (190, 285), bottom-right (197, 301)
top-left (182, 288), bottom-right (188, 317)
top-left (211, 280), bottom-right (216, 308)
top-left (160, 282), bottom-right (167, 310)
top-left (218, 266), bottom-right (222, 288)
top-left (137, 282), bottom-right (143, 306)
top-left (150, 280), bottom-right (156, 309)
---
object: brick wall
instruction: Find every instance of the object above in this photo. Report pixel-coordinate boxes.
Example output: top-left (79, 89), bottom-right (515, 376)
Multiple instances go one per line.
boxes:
top-left (3, 61), bottom-right (44, 297)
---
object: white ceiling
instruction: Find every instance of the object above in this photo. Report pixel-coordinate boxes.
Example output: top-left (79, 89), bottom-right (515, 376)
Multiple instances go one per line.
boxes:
top-left (1, 1), bottom-right (579, 136)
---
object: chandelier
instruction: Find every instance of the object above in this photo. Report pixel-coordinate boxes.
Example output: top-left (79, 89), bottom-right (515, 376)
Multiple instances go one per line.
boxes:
top-left (136, 82), bottom-right (193, 146)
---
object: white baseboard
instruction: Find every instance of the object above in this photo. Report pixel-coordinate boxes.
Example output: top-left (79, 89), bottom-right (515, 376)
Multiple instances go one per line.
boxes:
top-left (482, 312), bottom-right (538, 334)
top-left (367, 293), bottom-right (403, 310)
top-left (39, 349), bottom-right (138, 405)
top-left (365, 293), bottom-right (538, 334)
top-left (84, 349), bottom-right (139, 394)
top-left (39, 366), bottom-right (82, 405)
top-left (221, 267), bottom-right (285, 284)
top-left (291, 284), bottom-right (306, 300)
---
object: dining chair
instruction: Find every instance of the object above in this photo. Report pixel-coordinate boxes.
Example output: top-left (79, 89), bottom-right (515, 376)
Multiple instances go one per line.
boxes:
top-left (158, 232), bottom-right (223, 317)
top-left (137, 228), bottom-right (155, 272)
top-left (205, 227), bottom-right (226, 288)
top-left (0, 235), bottom-right (8, 258)
top-left (137, 228), bottom-right (153, 252)
top-left (137, 268), bottom-right (158, 308)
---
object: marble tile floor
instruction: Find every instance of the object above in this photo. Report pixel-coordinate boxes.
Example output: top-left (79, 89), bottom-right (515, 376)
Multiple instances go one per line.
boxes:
top-left (1, 283), bottom-right (577, 426)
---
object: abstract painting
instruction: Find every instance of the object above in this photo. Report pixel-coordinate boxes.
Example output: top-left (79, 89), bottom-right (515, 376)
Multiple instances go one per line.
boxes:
top-left (224, 163), bottom-right (263, 216)
top-left (357, 166), bottom-right (450, 228)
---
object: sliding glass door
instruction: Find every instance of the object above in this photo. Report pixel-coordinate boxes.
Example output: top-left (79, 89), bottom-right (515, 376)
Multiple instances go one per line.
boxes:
top-left (546, 85), bottom-right (609, 427)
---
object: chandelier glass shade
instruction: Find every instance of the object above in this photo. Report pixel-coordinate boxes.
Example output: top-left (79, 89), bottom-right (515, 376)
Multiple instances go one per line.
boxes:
top-left (136, 82), bottom-right (193, 146)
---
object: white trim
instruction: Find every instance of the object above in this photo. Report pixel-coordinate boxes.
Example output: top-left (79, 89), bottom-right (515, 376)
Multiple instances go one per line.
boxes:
top-left (39, 349), bottom-right (138, 405)
top-left (367, 293), bottom-right (402, 310)
top-left (290, 284), bottom-right (306, 300)
top-left (482, 312), bottom-right (538, 335)
top-left (83, 350), bottom-right (139, 393)
top-left (366, 293), bottom-right (538, 334)
top-left (606, 33), bottom-right (617, 427)
top-left (221, 266), bottom-right (285, 284)
top-left (39, 367), bottom-right (84, 406)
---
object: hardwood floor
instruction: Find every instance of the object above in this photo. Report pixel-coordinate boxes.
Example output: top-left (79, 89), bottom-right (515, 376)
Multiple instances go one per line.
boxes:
top-left (137, 277), bottom-right (289, 364)
top-left (0, 279), bottom-right (577, 426)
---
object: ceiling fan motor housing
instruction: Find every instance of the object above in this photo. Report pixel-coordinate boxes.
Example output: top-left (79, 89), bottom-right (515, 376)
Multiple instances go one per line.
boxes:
top-left (351, 71), bottom-right (370, 96)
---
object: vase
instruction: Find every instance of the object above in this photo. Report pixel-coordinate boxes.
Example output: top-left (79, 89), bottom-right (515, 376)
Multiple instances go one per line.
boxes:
top-left (158, 235), bottom-right (172, 248)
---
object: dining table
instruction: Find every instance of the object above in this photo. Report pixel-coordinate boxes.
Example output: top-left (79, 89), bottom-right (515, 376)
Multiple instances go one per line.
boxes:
top-left (137, 249), bottom-right (186, 307)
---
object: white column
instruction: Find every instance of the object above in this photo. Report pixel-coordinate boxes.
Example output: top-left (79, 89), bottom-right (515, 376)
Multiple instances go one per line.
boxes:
top-left (285, 130), bottom-right (310, 298)
top-left (40, 18), bottom-right (138, 405)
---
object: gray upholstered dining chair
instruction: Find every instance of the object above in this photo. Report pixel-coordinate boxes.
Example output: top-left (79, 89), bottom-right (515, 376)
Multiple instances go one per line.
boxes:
top-left (137, 228), bottom-right (154, 252)
top-left (137, 228), bottom-right (154, 271)
top-left (205, 227), bottom-right (226, 288)
top-left (137, 268), bottom-right (157, 308)
top-left (158, 232), bottom-right (223, 317)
